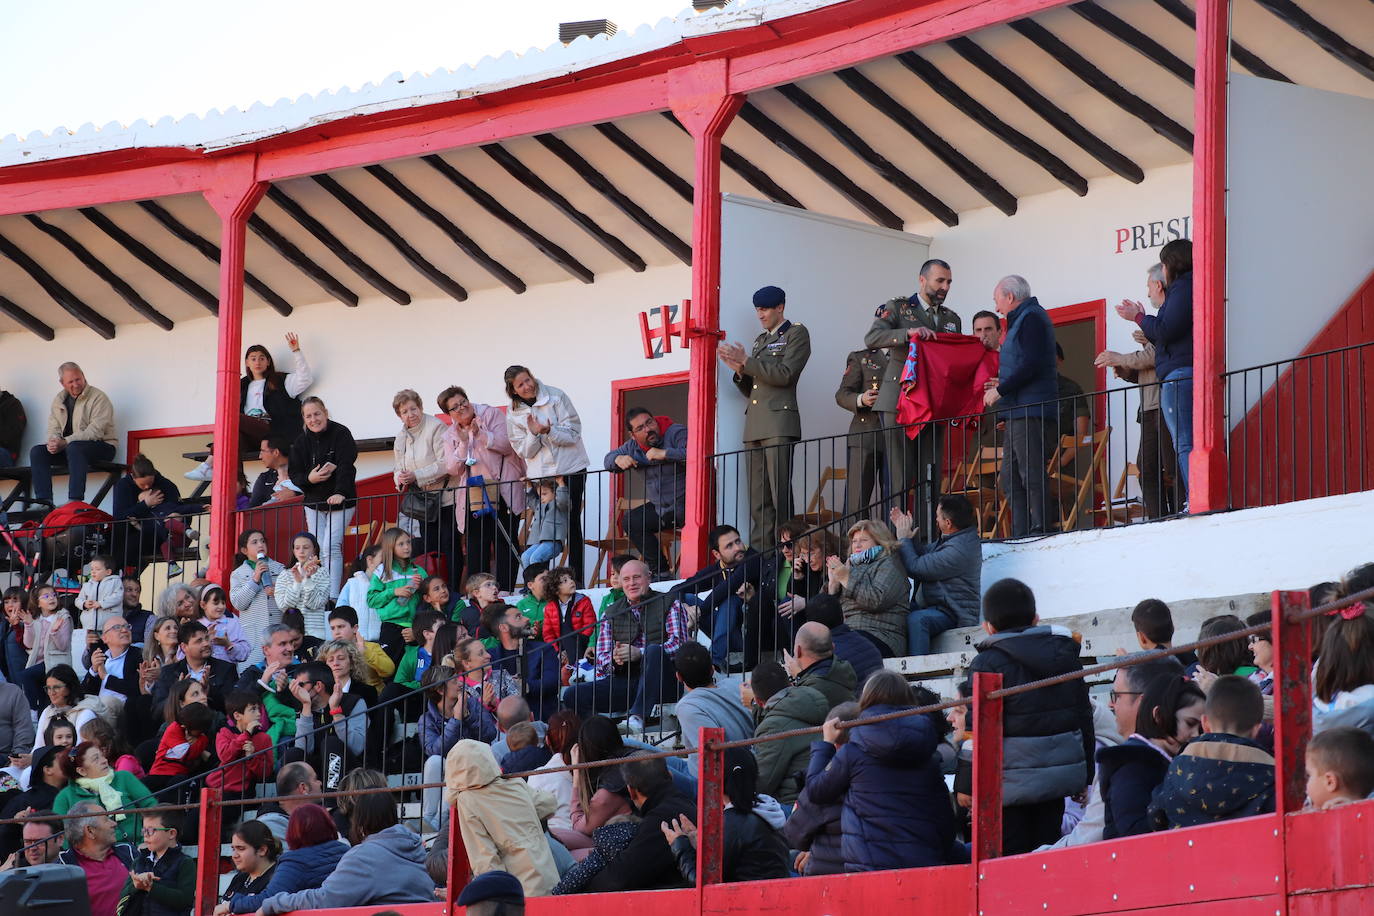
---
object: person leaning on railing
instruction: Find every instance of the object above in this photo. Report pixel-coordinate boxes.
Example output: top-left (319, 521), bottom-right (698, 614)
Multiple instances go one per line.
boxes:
top-left (603, 407), bottom-right (688, 581)
top-left (391, 388), bottom-right (460, 590)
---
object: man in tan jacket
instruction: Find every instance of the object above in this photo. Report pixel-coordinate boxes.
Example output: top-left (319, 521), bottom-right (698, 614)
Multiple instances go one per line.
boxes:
top-left (30, 362), bottom-right (116, 504)
top-left (1096, 263), bottom-right (1179, 518)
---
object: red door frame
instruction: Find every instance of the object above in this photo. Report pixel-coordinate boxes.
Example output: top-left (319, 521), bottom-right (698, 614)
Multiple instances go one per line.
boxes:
top-left (126, 424), bottom-right (215, 464)
top-left (1050, 298), bottom-right (1108, 428)
top-left (608, 370), bottom-right (691, 451)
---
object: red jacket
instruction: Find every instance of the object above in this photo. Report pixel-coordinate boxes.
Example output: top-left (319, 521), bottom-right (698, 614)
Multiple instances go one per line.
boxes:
top-left (542, 593), bottom-right (597, 654)
top-left (149, 721), bottom-right (210, 777)
top-left (207, 725), bottom-right (274, 791)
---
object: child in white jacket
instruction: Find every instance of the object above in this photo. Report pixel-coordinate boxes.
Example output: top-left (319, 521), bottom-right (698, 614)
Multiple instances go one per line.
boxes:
top-left (77, 556), bottom-right (124, 633)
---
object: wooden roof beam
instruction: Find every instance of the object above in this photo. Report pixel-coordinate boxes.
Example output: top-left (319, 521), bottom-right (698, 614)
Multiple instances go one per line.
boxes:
top-left (136, 200), bottom-right (293, 316)
top-left (0, 231), bottom-right (116, 338)
top-left (737, 102), bottom-right (904, 230)
top-left (1009, 18), bottom-right (1194, 152)
top-left (1252, 0), bottom-right (1374, 83)
top-left (895, 51), bottom-right (1089, 197)
top-left (365, 164), bottom-right (526, 295)
top-left (24, 213), bottom-right (173, 330)
top-left (594, 123), bottom-right (694, 204)
top-left (0, 295), bottom-right (55, 340)
top-left (483, 144), bottom-right (647, 272)
top-left (422, 154), bottom-right (595, 285)
top-left (949, 35), bottom-right (1145, 183)
top-left (266, 185), bottom-right (411, 305)
top-left (80, 207), bottom-right (219, 315)
top-left (247, 214), bottom-right (359, 307)
top-left (1151, 0), bottom-right (1292, 83)
top-left (775, 82), bottom-right (959, 226)
top-left (1070, 2), bottom-right (1194, 85)
top-left (534, 133), bottom-right (692, 265)
top-left (661, 111), bottom-right (806, 210)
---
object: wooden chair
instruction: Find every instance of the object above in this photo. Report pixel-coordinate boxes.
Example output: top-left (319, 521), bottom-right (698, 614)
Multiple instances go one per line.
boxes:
top-left (584, 497), bottom-right (633, 588)
top-left (948, 446), bottom-right (1004, 538)
top-left (1110, 462), bottom-right (1146, 524)
top-left (1048, 428), bottom-right (1114, 530)
top-left (805, 467), bottom-right (845, 527)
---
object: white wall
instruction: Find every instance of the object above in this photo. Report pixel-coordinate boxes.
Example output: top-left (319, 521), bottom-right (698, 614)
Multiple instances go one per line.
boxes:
top-left (1, 264), bottom-right (690, 497)
top-left (982, 488), bottom-right (1371, 617)
top-left (716, 195), bottom-right (931, 535)
top-left (1227, 74), bottom-right (1374, 371)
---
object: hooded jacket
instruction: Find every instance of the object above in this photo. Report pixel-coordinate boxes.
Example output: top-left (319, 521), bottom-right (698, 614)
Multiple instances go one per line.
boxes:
top-left (260, 825), bottom-right (432, 914)
top-left (1147, 732), bottom-right (1275, 830)
top-left (784, 781), bottom-right (845, 876)
top-left (676, 680), bottom-right (756, 777)
top-left (805, 704), bottom-right (956, 871)
top-left (670, 802), bottom-right (791, 885)
top-left (445, 739), bottom-right (560, 897)
top-left (1097, 736), bottom-right (1172, 839)
top-left (961, 625), bottom-right (1095, 806)
top-left (754, 684), bottom-right (830, 804)
top-left (506, 381), bottom-right (590, 478)
top-left (288, 419), bottom-right (358, 509)
top-left (228, 839), bottom-right (347, 913)
top-left (897, 526), bottom-right (982, 628)
top-left (793, 657), bottom-right (857, 712)
top-left (0, 390), bottom-right (25, 455)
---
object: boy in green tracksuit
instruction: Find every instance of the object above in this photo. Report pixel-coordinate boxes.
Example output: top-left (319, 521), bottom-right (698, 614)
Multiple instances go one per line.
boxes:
top-left (393, 609), bottom-right (445, 690)
top-left (514, 562), bottom-right (552, 633)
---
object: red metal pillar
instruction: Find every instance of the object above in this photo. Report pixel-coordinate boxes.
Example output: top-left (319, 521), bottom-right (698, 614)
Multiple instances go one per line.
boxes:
top-left (1271, 589), bottom-right (1313, 813)
top-left (445, 801), bottom-right (471, 908)
top-left (971, 672), bottom-right (1004, 864)
top-left (1189, 0), bottom-right (1230, 512)
top-left (202, 158), bottom-right (266, 589)
top-left (696, 726), bottom-right (725, 888)
top-left (192, 786), bottom-right (223, 916)
top-left (670, 61), bottom-right (742, 574)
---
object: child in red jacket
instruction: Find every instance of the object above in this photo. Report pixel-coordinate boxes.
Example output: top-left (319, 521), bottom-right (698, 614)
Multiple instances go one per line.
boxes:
top-left (208, 690), bottom-right (274, 837)
top-left (542, 566), bottom-right (597, 667)
top-left (147, 702), bottom-right (214, 791)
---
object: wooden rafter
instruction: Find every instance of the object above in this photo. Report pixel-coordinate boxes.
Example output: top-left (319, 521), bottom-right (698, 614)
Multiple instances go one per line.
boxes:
top-left (1252, 0), bottom-right (1374, 83)
top-left (661, 112), bottom-right (806, 210)
top-left (1151, 0), bottom-right (1292, 83)
top-left (24, 213), bottom-right (173, 329)
top-left (594, 123), bottom-right (694, 204)
top-left (0, 295), bottom-right (55, 340)
top-left (80, 207), bottom-right (219, 314)
top-left (0, 230), bottom-right (116, 338)
top-left (1070, 2), bottom-right (1193, 85)
top-left (247, 214), bottom-right (360, 307)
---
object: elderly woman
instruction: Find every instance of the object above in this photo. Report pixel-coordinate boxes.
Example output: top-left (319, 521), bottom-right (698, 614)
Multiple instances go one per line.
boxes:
top-left (825, 520), bottom-right (911, 658)
top-left (503, 366), bottom-right (589, 580)
top-left (392, 389), bottom-right (460, 588)
top-left (288, 396), bottom-right (358, 600)
top-left (440, 385), bottom-right (526, 591)
top-left (53, 741), bottom-right (155, 845)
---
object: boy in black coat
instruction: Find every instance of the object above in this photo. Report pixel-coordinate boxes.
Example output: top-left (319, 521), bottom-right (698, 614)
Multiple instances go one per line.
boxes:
top-left (959, 578), bottom-right (1094, 855)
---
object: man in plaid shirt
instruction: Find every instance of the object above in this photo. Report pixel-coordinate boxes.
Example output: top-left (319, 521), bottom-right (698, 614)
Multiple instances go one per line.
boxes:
top-left (564, 559), bottom-right (688, 731)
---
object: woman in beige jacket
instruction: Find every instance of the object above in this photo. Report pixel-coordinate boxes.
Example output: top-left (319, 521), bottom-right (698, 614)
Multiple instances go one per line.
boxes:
top-left (392, 389), bottom-right (457, 587)
top-left (445, 738), bottom-right (560, 897)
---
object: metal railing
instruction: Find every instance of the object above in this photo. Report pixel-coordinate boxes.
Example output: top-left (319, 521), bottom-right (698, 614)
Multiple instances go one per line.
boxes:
top-left (2, 581), bottom-right (1351, 912)
top-left (1224, 339), bottom-right (1374, 510)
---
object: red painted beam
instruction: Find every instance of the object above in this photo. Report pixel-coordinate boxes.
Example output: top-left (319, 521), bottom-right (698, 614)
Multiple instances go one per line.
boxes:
top-left (1190, 0), bottom-right (1230, 513)
top-left (697, 726), bottom-right (726, 887)
top-left (672, 61), bottom-right (740, 575)
top-left (0, 158), bottom-right (219, 217)
top-left (1272, 589), bottom-right (1313, 815)
top-left (971, 671), bottom-right (1003, 865)
top-left (193, 786), bottom-right (223, 916)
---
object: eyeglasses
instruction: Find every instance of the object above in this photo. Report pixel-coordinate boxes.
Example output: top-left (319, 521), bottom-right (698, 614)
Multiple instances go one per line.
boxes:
top-left (43, 684), bottom-right (67, 693)
top-left (1108, 690), bottom-right (1142, 703)
top-left (103, 624), bottom-right (132, 633)
top-left (141, 826), bottom-right (172, 836)
top-left (1248, 634), bottom-right (1270, 644)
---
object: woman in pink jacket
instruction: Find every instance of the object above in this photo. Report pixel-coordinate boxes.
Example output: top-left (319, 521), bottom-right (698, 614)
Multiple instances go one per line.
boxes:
top-left (439, 385), bottom-right (526, 591)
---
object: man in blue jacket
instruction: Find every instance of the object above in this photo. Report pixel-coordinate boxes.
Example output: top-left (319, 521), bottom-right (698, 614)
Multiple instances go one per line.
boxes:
top-left (604, 408), bottom-right (688, 580)
top-left (984, 276), bottom-right (1058, 536)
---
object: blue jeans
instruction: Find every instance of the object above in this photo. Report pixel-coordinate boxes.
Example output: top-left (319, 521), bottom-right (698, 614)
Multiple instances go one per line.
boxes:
top-left (680, 592), bottom-right (743, 670)
top-left (1160, 367), bottom-right (1194, 497)
top-left (906, 605), bottom-right (957, 658)
top-left (520, 539), bottom-right (563, 569)
top-left (28, 439), bottom-right (115, 503)
top-left (561, 643), bottom-right (678, 719)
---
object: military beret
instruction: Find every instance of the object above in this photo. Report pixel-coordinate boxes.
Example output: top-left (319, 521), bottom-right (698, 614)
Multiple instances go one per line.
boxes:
top-left (457, 870), bottom-right (525, 906)
top-left (752, 286), bottom-right (786, 309)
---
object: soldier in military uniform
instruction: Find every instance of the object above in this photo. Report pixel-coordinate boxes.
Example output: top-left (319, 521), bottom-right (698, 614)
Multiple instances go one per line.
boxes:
top-left (863, 259), bottom-right (961, 526)
top-left (835, 347), bottom-right (887, 517)
top-left (718, 286), bottom-right (812, 551)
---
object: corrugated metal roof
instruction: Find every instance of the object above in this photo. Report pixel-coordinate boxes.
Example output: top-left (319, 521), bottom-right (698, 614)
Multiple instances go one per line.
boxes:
top-left (0, 0), bottom-right (843, 169)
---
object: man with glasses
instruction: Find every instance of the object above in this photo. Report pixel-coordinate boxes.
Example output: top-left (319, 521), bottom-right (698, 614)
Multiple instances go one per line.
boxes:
top-left (81, 616), bottom-right (141, 707)
top-left (0, 809), bottom-right (61, 869)
top-left (718, 286), bottom-right (812, 551)
top-left (55, 802), bottom-right (137, 916)
top-left (604, 407), bottom-right (688, 580)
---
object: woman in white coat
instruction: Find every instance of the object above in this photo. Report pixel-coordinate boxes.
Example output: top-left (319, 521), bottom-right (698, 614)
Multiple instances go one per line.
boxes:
top-left (503, 366), bottom-right (589, 580)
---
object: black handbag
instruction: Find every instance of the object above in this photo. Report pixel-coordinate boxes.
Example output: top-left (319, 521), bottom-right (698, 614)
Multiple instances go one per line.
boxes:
top-left (400, 482), bottom-right (445, 523)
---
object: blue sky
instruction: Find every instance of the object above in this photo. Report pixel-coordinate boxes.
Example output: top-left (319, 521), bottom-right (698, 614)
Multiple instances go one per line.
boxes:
top-left (1, 0), bottom-right (690, 137)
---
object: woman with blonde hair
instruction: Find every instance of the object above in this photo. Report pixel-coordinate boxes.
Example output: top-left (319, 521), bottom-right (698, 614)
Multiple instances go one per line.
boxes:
top-left (316, 639), bottom-right (377, 706)
top-left (391, 389), bottom-right (460, 589)
top-left (287, 396), bottom-right (358, 600)
top-left (824, 520), bottom-right (911, 658)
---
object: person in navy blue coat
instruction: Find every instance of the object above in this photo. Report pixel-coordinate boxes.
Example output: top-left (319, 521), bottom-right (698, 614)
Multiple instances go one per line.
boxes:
top-left (983, 276), bottom-right (1058, 536)
top-left (1116, 239), bottom-right (1193, 495)
top-left (803, 670), bottom-right (956, 872)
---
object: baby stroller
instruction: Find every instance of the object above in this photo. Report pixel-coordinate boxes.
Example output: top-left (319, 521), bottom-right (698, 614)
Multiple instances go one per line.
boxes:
top-left (0, 502), bottom-right (113, 591)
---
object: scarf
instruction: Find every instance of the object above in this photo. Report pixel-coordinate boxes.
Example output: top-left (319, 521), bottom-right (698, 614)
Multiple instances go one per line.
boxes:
top-left (847, 545), bottom-right (883, 566)
top-left (77, 771), bottom-right (127, 820)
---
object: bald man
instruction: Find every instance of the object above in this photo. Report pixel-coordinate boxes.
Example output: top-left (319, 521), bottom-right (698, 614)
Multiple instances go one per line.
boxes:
top-left (784, 621), bottom-right (856, 710)
top-left (561, 560), bottom-right (690, 733)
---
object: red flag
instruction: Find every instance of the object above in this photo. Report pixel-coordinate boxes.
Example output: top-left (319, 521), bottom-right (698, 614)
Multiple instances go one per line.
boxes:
top-left (896, 334), bottom-right (1000, 439)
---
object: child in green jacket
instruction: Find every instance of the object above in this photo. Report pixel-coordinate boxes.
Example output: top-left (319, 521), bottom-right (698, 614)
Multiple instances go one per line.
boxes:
top-left (367, 527), bottom-right (425, 659)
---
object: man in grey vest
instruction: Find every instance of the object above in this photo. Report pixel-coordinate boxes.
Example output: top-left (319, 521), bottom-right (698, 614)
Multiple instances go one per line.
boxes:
top-left (718, 286), bottom-right (812, 551)
top-left (561, 559), bottom-right (690, 732)
top-left (865, 260), bottom-right (961, 527)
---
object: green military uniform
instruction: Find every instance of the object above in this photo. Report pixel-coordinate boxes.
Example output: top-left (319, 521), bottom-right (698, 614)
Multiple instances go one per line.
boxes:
top-left (834, 347), bottom-right (887, 517)
top-left (734, 319), bottom-right (812, 550)
top-left (863, 294), bottom-right (962, 524)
